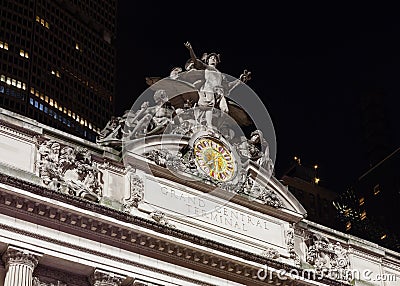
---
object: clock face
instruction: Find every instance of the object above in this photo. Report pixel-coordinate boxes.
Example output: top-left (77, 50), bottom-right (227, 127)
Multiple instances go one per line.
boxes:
top-left (194, 138), bottom-right (235, 181)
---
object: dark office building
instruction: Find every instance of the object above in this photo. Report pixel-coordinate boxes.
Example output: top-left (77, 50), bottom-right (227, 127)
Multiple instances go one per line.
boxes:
top-left (0, 0), bottom-right (117, 141)
top-left (280, 158), bottom-right (338, 228)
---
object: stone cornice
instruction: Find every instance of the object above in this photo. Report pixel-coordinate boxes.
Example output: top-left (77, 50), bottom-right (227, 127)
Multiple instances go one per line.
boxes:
top-left (0, 172), bottom-right (345, 286)
top-left (0, 118), bottom-right (40, 141)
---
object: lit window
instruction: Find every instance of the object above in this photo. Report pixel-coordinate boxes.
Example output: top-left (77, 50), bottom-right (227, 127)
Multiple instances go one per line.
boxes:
top-left (63, 107), bottom-right (67, 114)
top-left (381, 234), bottom-right (387, 240)
top-left (49, 99), bottom-right (53, 106)
top-left (19, 49), bottom-right (29, 58)
top-left (1, 75), bottom-right (5, 82)
top-left (359, 197), bottom-right (365, 206)
top-left (40, 19), bottom-right (44, 25)
top-left (30, 87), bottom-right (35, 94)
top-left (68, 110), bottom-right (71, 116)
top-left (30, 98), bottom-right (34, 105)
top-left (39, 104), bottom-right (43, 111)
top-left (51, 70), bottom-right (55, 75)
top-left (45, 96), bottom-right (49, 103)
top-left (345, 221), bottom-right (351, 231)
top-left (54, 101), bottom-right (58, 108)
top-left (22, 83), bottom-right (26, 90)
top-left (6, 77), bottom-right (11, 85)
top-left (75, 43), bottom-right (80, 50)
top-left (58, 106), bottom-right (62, 112)
top-left (56, 71), bottom-right (60, 78)
top-left (72, 112), bottom-right (75, 119)
top-left (35, 91), bottom-right (39, 97)
top-left (373, 184), bottom-right (381, 195)
top-left (36, 16), bottom-right (40, 22)
top-left (34, 101), bottom-right (38, 108)
top-left (40, 94), bottom-right (44, 100)
top-left (45, 22), bottom-right (49, 29)
top-left (11, 79), bottom-right (16, 86)
top-left (89, 123), bottom-right (92, 129)
top-left (360, 211), bottom-right (367, 220)
top-left (16, 81), bottom-right (21, 89)
top-left (0, 41), bottom-right (9, 50)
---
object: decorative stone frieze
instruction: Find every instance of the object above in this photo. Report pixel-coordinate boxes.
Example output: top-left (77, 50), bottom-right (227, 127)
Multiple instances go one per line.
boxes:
top-left (306, 233), bottom-right (350, 280)
top-left (36, 140), bottom-right (103, 202)
top-left (247, 182), bottom-right (283, 208)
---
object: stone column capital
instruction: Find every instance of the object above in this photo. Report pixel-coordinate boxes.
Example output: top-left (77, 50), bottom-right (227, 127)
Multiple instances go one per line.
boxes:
top-left (90, 269), bottom-right (126, 286)
top-left (2, 246), bottom-right (42, 271)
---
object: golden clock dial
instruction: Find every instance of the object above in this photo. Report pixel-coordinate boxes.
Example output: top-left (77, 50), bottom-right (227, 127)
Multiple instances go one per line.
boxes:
top-left (194, 138), bottom-right (235, 181)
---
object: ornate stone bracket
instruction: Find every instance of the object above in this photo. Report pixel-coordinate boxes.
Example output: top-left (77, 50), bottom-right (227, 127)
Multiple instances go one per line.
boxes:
top-left (122, 169), bottom-right (144, 212)
top-left (286, 226), bottom-right (300, 267)
top-left (149, 211), bottom-right (176, 228)
top-left (260, 247), bottom-right (280, 260)
top-left (36, 140), bottom-right (103, 202)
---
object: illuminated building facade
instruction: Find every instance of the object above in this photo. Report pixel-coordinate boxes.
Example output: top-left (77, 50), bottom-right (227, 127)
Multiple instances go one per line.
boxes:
top-left (1, 41), bottom-right (399, 285)
top-left (0, 0), bottom-right (117, 141)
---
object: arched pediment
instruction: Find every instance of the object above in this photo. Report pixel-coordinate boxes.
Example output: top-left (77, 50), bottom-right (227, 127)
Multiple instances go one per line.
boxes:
top-left (123, 134), bottom-right (307, 223)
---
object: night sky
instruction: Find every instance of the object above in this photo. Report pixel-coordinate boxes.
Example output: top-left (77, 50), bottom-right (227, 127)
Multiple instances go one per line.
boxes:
top-left (115, 3), bottom-right (400, 192)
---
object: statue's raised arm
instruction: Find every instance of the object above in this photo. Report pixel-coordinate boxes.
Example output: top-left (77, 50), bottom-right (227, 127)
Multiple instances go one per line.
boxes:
top-left (184, 41), bottom-right (207, 70)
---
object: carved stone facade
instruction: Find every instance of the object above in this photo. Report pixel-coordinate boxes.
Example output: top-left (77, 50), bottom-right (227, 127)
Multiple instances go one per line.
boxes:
top-left (149, 211), bottom-right (176, 228)
top-left (122, 169), bottom-right (144, 212)
top-left (89, 270), bottom-right (125, 286)
top-left (305, 234), bottom-right (351, 281)
top-left (1, 41), bottom-right (400, 285)
top-left (260, 247), bottom-right (280, 260)
top-left (286, 226), bottom-right (301, 267)
top-left (36, 140), bottom-right (103, 202)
